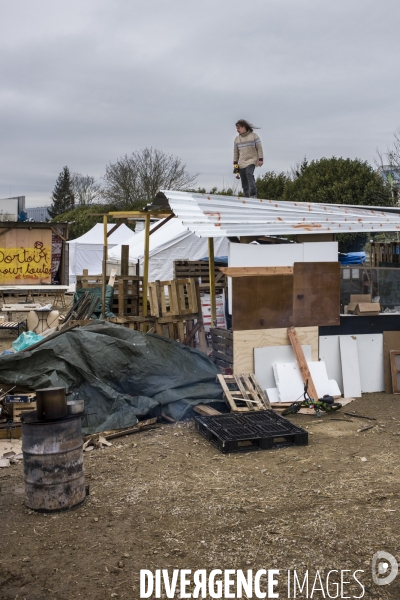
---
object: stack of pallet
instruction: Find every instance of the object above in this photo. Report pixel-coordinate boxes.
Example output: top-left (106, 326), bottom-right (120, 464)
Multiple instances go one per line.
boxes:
top-left (76, 270), bottom-right (144, 317)
top-left (210, 328), bottom-right (233, 370)
top-left (174, 260), bottom-right (226, 291)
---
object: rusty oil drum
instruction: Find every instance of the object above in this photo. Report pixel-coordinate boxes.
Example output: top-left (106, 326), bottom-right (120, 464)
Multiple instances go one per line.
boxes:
top-left (21, 411), bottom-right (85, 512)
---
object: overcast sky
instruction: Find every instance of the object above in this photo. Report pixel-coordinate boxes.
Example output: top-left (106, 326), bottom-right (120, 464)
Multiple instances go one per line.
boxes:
top-left (1, 0), bottom-right (399, 207)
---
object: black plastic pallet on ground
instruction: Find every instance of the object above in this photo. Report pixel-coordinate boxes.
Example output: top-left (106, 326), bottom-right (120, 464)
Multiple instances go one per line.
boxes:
top-left (195, 410), bottom-right (308, 453)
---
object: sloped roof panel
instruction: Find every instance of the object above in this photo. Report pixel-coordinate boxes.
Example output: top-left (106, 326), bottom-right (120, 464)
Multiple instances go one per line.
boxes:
top-left (162, 190), bottom-right (400, 237)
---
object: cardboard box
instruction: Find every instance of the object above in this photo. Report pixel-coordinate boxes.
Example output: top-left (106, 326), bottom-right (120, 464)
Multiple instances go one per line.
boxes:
top-left (354, 302), bottom-right (381, 316)
top-left (350, 294), bottom-right (372, 303)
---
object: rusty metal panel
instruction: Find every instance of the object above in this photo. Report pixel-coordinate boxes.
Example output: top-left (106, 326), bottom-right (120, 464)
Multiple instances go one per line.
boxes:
top-left (162, 190), bottom-right (400, 237)
top-left (232, 275), bottom-right (294, 331)
top-left (293, 262), bottom-right (340, 327)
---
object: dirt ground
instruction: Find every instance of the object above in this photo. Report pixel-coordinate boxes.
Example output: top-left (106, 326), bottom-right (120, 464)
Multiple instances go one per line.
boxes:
top-left (0, 393), bottom-right (399, 599)
top-left (1, 298), bottom-right (400, 598)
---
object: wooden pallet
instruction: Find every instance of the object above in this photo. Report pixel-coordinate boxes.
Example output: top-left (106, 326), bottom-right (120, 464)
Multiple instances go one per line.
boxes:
top-left (148, 278), bottom-right (198, 317)
top-left (0, 423), bottom-right (22, 439)
top-left (76, 271), bottom-right (144, 316)
top-left (11, 401), bottom-right (36, 422)
top-left (174, 260), bottom-right (226, 290)
top-left (211, 328), bottom-right (233, 369)
top-left (217, 374), bottom-right (271, 412)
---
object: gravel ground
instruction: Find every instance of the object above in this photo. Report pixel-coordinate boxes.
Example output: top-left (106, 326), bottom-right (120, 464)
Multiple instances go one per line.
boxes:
top-left (0, 393), bottom-right (400, 599)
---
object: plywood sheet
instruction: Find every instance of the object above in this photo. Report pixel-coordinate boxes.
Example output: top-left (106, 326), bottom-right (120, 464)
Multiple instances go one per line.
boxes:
top-left (232, 275), bottom-right (293, 331)
top-left (293, 262), bottom-right (340, 327)
top-left (266, 388), bottom-right (280, 404)
top-left (339, 336), bottom-right (362, 398)
top-left (320, 334), bottom-right (384, 394)
top-left (233, 326), bottom-right (319, 374)
top-left (355, 334), bottom-right (384, 393)
top-left (273, 360), bottom-right (338, 402)
top-left (319, 336), bottom-right (343, 393)
top-left (383, 331), bottom-right (400, 393)
top-left (0, 228), bottom-right (52, 285)
top-left (254, 344), bottom-right (312, 391)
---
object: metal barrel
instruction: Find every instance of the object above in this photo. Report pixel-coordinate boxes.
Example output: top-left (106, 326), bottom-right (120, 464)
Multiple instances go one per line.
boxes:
top-left (22, 413), bottom-right (85, 512)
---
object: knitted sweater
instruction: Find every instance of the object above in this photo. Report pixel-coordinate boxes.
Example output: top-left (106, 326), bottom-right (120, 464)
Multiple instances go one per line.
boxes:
top-left (233, 131), bottom-right (263, 168)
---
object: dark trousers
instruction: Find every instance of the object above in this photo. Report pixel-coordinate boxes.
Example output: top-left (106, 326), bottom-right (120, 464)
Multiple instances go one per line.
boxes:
top-left (239, 164), bottom-right (256, 197)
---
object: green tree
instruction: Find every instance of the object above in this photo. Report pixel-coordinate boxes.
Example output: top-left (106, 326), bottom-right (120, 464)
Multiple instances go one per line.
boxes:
top-left (51, 203), bottom-right (136, 240)
top-left (284, 157), bottom-right (391, 206)
top-left (48, 166), bottom-right (75, 218)
top-left (283, 157), bottom-right (392, 251)
top-left (256, 171), bottom-right (290, 199)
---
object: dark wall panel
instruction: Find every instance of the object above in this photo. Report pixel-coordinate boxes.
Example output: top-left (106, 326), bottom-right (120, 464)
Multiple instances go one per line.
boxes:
top-left (232, 275), bottom-right (293, 331)
top-left (293, 262), bottom-right (340, 327)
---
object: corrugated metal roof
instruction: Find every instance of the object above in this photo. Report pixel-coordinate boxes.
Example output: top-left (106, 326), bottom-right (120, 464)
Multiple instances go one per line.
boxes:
top-left (162, 190), bottom-right (400, 237)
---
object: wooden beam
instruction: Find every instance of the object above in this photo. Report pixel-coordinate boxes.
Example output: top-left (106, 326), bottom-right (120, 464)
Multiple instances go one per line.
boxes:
top-left (208, 237), bottom-right (216, 327)
top-left (219, 266), bottom-right (293, 277)
top-left (49, 226), bottom-right (67, 241)
top-left (107, 219), bottom-right (127, 237)
top-left (149, 214), bottom-right (175, 236)
top-left (108, 211), bottom-right (173, 218)
top-left (102, 215), bottom-right (108, 319)
top-left (142, 213), bottom-right (151, 318)
top-left (194, 404), bottom-right (222, 416)
top-left (287, 326), bottom-right (319, 402)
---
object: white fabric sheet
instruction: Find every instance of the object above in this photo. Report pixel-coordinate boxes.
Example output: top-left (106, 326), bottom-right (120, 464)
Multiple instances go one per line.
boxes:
top-left (68, 223), bottom-right (133, 284)
top-left (108, 218), bottom-right (229, 282)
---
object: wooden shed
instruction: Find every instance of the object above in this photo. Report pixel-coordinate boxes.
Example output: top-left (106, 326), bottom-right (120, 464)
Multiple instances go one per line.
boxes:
top-left (0, 221), bottom-right (69, 285)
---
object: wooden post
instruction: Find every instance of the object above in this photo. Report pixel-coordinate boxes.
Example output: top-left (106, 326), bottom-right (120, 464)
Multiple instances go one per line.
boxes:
top-left (102, 215), bottom-right (108, 319)
top-left (142, 213), bottom-right (151, 318)
top-left (287, 326), bottom-right (319, 402)
top-left (119, 244), bottom-right (129, 316)
top-left (208, 237), bottom-right (216, 328)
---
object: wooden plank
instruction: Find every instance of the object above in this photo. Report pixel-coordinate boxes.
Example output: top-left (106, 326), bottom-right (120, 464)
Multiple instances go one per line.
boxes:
top-left (217, 374), bottom-right (238, 412)
top-left (193, 404), bottom-right (222, 416)
top-left (233, 326), bottom-right (319, 374)
top-left (287, 326), bottom-right (319, 402)
top-left (339, 335), bottom-right (362, 398)
top-left (232, 275), bottom-right (294, 331)
top-left (210, 328), bottom-right (233, 340)
top-left (383, 331), bottom-right (400, 393)
top-left (249, 373), bottom-right (271, 409)
top-left (212, 342), bottom-right (233, 357)
top-left (293, 262), bottom-right (340, 327)
top-left (214, 358), bottom-right (233, 370)
top-left (390, 351), bottom-right (400, 394)
top-left (213, 349), bottom-right (234, 365)
top-left (194, 280), bottom-right (207, 354)
top-left (219, 266), bottom-right (293, 277)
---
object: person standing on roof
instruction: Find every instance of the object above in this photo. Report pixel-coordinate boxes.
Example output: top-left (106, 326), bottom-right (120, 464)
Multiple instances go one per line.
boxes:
top-left (233, 119), bottom-right (264, 198)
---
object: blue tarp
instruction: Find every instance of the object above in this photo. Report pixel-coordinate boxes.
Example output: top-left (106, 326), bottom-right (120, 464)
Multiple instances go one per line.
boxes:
top-left (339, 252), bottom-right (366, 265)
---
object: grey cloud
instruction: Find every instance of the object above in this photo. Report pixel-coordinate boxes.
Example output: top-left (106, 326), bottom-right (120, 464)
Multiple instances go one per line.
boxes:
top-left (1, 0), bottom-right (399, 205)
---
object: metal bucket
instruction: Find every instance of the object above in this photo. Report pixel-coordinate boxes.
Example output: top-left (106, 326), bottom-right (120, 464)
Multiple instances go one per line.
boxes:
top-left (21, 411), bottom-right (86, 512)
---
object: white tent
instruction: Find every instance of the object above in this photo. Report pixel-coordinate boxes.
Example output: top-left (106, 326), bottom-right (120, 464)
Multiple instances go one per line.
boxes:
top-left (68, 223), bottom-right (133, 284)
top-left (108, 218), bottom-right (229, 282)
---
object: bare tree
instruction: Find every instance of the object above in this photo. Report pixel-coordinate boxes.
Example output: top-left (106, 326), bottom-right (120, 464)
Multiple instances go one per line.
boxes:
top-left (377, 127), bottom-right (400, 168)
top-left (70, 173), bottom-right (102, 205)
top-left (102, 148), bottom-right (198, 208)
top-left (376, 128), bottom-right (400, 205)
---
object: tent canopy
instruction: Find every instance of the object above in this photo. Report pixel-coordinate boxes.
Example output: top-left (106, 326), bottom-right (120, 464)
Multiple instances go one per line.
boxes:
top-left (68, 223), bottom-right (133, 284)
top-left (108, 218), bottom-right (228, 281)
